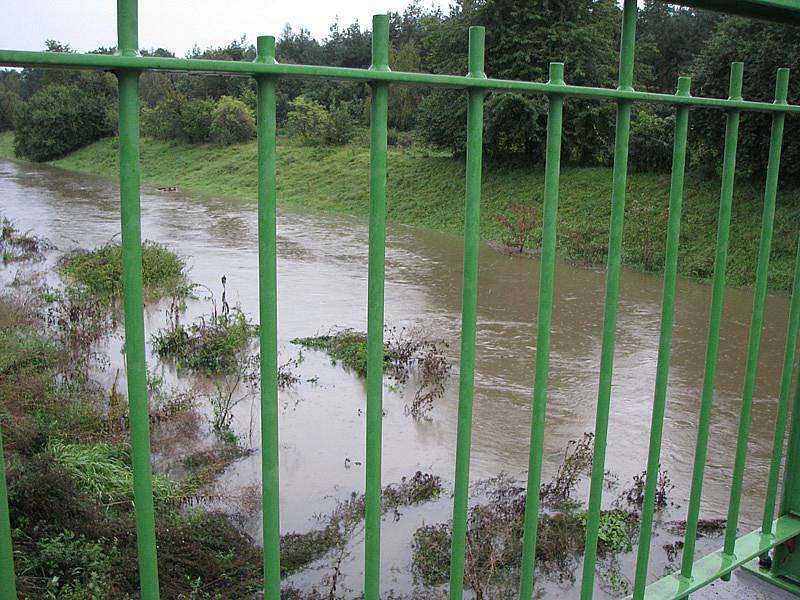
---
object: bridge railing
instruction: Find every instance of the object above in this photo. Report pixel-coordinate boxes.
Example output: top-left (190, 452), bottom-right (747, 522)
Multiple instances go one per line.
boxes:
top-left (1, 1), bottom-right (800, 599)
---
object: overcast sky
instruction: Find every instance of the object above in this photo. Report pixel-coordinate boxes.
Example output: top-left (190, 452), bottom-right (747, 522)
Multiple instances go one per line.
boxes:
top-left (3, 0), bottom-right (449, 56)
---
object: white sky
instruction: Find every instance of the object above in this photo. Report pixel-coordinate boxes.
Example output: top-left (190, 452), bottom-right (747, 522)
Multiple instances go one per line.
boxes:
top-left (2, 0), bottom-right (449, 56)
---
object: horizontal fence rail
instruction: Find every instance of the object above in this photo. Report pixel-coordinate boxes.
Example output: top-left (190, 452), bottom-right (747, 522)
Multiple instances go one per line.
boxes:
top-left (1, 0), bottom-right (800, 599)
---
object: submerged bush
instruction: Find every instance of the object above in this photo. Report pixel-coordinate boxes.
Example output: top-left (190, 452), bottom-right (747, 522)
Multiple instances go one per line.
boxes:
top-left (1, 216), bottom-right (53, 263)
top-left (59, 240), bottom-right (187, 300)
top-left (292, 326), bottom-right (451, 418)
top-left (152, 300), bottom-right (258, 375)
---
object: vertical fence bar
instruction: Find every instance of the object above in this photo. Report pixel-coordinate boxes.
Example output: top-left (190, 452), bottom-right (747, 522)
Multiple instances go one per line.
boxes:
top-left (448, 25), bottom-right (486, 600)
top-left (116, 1), bottom-right (160, 598)
top-left (0, 422), bottom-right (15, 600)
top-left (517, 61), bottom-right (565, 600)
top-left (722, 68), bottom-right (789, 570)
top-left (364, 14), bottom-right (389, 600)
top-left (774, 325), bottom-right (800, 581)
top-left (579, 1), bottom-right (636, 597)
top-left (762, 241), bottom-right (800, 538)
top-left (759, 236), bottom-right (800, 561)
top-left (255, 35), bottom-right (282, 600)
top-left (680, 61), bottom-right (744, 583)
top-left (632, 75), bottom-right (692, 599)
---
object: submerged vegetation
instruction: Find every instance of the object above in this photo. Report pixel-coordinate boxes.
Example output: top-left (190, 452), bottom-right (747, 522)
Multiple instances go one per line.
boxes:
top-left (59, 240), bottom-right (187, 301)
top-left (1, 216), bottom-right (52, 263)
top-left (292, 326), bottom-right (451, 417)
top-left (410, 435), bottom-right (685, 598)
top-left (152, 289), bottom-right (259, 375)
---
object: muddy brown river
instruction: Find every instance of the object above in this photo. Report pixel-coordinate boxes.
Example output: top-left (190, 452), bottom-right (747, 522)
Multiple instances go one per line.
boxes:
top-left (0, 157), bottom-right (793, 597)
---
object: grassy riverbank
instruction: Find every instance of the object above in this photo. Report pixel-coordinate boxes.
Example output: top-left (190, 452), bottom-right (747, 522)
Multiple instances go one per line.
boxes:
top-left (2, 130), bottom-right (799, 290)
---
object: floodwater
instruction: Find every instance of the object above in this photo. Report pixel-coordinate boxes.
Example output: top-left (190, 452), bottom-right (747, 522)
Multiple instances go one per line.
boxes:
top-left (0, 157), bottom-right (794, 597)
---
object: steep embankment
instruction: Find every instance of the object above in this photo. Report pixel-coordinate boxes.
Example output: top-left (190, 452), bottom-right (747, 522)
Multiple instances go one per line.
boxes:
top-left (2, 130), bottom-right (799, 290)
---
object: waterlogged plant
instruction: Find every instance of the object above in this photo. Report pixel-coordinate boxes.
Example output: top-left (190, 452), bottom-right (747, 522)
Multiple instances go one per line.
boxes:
top-left (59, 240), bottom-right (187, 300)
top-left (410, 435), bottom-right (656, 597)
top-left (281, 472), bottom-right (443, 581)
top-left (0, 216), bottom-right (52, 263)
top-left (152, 281), bottom-right (258, 375)
top-left (292, 326), bottom-right (451, 418)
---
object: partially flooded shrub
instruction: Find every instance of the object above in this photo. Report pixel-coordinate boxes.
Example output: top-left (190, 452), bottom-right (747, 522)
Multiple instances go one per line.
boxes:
top-left (59, 240), bottom-right (187, 300)
top-left (292, 325), bottom-right (451, 418)
top-left (617, 468), bottom-right (673, 511)
top-left (0, 217), bottom-right (52, 263)
top-left (540, 432), bottom-right (595, 507)
top-left (152, 300), bottom-right (258, 375)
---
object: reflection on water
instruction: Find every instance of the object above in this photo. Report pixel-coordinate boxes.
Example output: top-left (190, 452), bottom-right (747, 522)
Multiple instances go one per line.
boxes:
top-left (0, 157), bottom-right (792, 597)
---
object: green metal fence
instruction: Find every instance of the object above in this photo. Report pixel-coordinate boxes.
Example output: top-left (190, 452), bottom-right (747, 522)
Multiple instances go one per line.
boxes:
top-left (1, 0), bottom-right (800, 598)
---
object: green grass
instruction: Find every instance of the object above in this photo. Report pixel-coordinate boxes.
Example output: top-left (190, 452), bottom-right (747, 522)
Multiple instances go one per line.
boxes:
top-left (2, 130), bottom-right (799, 289)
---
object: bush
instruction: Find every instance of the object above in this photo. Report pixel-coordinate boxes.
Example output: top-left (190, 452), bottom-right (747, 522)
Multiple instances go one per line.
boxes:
top-left (322, 102), bottom-right (354, 145)
top-left (0, 90), bottom-right (21, 131)
top-left (14, 84), bottom-right (115, 161)
top-left (630, 107), bottom-right (675, 172)
top-left (142, 94), bottom-right (214, 143)
top-left (690, 16), bottom-right (800, 181)
top-left (285, 95), bottom-right (329, 144)
top-left (181, 98), bottom-right (215, 143)
top-left (210, 96), bottom-right (256, 145)
top-left (59, 241), bottom-right (187, 301)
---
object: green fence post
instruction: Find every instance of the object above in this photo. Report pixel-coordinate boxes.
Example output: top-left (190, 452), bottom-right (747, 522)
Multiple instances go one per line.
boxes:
top-left (364, 14), bottom-right (389, 600)
top-left (517, 61), bottom-right (565, 600)
top-left (721, 68), bottom-right (789, 577)
top-left (580, 1), bottom-right (636, 597)
top-left (631, 75), bottom-right (692, 600)
top-left (680, 61), bottom-right (744, 586)
top-left (0, 420), bottom-right (15, 600)
top-left (116, 1), bottom-right (160, 598)
top-left (448, 25), bottom-right (486, 600)
top-left (255, 34), bottom-right (282, 600)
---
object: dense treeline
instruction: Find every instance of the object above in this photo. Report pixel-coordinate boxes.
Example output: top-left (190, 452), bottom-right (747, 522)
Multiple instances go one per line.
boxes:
top-left (1, 0), bottom-right (798, 182)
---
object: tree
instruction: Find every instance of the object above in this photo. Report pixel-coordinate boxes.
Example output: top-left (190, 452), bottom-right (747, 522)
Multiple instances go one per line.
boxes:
top-left (638, 1), bottom-right (719, 92)
top-left (690, 16), bottom-right (800, 181)
top-left (416, 0), bottom-right (621, 162)
top-left (14, 83), bottom-right (115, 161)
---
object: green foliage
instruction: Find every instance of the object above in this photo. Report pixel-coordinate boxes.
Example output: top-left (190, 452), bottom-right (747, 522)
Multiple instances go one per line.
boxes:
top-left (142, 92), bottom-right (186, 141)
top-left (18, 530), bottom-right (117, 599)
top-left (0, 90), bottom-right (21, 131)
top-left (152, 306), bottom-right (258, 375)
top-left (496, 201), bottom-right (541, 253)
top-left (285, 95), bottom-right (330, 144)
top-left (322, 102), bottom-right (354, 145)
top-left (638, 1), bottom-right (719, 92)
top-left (180, 97), bottom-right (216, 143)
top-left (59, 241), bottom-right (187, 301)
top-left (47, 439), bottom-right (178, 503)
top-left (13, 82), bottom-right (115, 161)
top-left (210, 96), bottom-right (256, 145)
top-left (690, 16), bottom-right (800, 181)
top-left (416, 0), bottom-right (620, 162)
top-left (142, 94), bottom-right (215, 143)
top-left (292, 329), bottom-right (373, 376)
top-left (630, 106), bottom-right (676, 172)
